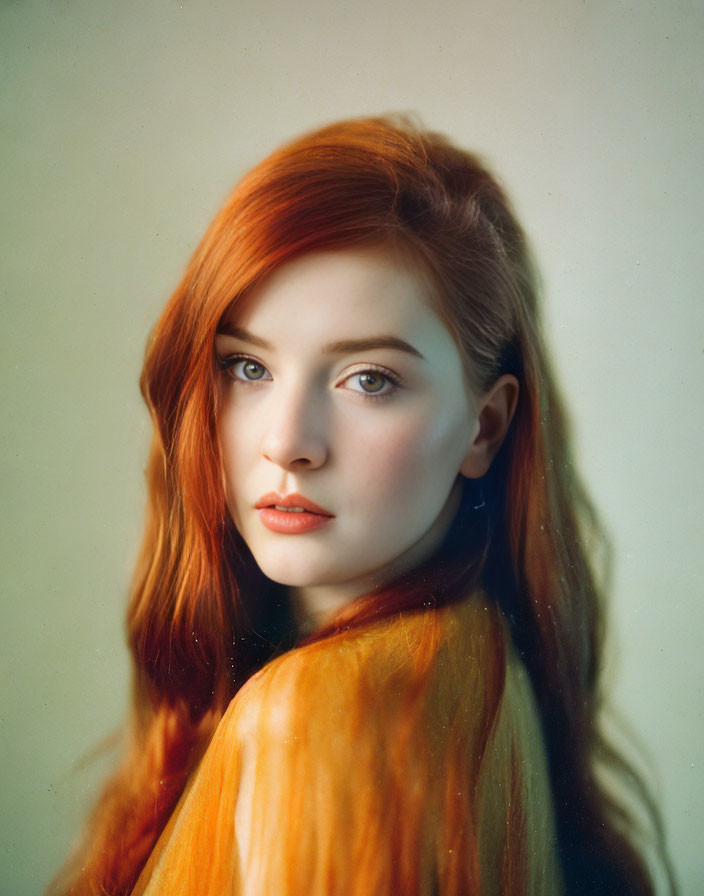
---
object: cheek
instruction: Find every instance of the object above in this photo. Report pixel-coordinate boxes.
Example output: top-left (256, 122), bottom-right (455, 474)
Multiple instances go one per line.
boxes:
top-left (347, 406), bottom-right (471, 507)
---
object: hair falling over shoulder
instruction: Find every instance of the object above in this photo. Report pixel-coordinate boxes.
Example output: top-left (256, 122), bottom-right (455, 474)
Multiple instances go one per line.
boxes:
top-left (52, 116), bottom-right (675, 895)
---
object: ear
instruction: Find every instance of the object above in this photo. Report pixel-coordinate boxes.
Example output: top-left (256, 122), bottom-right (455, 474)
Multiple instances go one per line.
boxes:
top-left (460, 375), bottom-right (519, 479)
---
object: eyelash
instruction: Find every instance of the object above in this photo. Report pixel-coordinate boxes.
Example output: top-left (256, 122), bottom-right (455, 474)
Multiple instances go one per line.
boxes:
top-left (217, 354), bottom-right (271, 383)
top-left (216, 354), bottom-right (401, 399)
top-left (340, 365), bottom-right (401, 399)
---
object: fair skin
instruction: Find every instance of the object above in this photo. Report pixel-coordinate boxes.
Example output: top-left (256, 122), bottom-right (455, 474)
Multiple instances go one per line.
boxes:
top-left (216, 247), bottom-right (517, 630)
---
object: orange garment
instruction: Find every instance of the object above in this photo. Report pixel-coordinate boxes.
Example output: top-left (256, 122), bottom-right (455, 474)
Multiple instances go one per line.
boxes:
top-left (132, 593), bottom-right (564, 895)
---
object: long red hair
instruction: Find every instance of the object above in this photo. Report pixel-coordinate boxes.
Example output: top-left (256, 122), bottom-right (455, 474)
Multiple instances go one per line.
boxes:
top-left (53, 116), bottom-right (672, 894)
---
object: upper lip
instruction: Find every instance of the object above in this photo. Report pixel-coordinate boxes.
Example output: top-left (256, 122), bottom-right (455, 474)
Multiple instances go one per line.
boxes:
top-left (254, 492), bottom-right (334, 516)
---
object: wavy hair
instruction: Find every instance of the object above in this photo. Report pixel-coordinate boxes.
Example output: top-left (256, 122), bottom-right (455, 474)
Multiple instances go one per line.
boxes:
top-left (53, 117), bottom-right (672, 894)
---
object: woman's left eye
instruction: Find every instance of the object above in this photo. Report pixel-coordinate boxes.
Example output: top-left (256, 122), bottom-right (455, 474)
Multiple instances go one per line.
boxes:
top-left (340, 369), bottom-right (398, 396)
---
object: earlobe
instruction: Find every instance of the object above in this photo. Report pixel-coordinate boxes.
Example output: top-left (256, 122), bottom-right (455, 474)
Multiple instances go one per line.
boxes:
top-left (460, 375), bottom-right (519, 479)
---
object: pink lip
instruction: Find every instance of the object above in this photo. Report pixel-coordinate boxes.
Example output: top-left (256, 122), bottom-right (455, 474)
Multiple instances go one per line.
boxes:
top-left (255, 492), bottom-right (334, 534)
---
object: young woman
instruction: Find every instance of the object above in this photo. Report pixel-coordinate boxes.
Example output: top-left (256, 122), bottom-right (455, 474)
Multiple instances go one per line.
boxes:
top-left (54, 117), bottom-right (672, 894)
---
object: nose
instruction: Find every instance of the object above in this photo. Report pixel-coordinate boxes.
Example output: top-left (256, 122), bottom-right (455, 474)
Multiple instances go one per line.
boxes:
top-left (261, 383), bottom-right (328, 471)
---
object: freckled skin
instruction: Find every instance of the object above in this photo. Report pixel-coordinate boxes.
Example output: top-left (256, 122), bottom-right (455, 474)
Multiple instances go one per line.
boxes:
top-left (216, 247), bottom-right (480, 624)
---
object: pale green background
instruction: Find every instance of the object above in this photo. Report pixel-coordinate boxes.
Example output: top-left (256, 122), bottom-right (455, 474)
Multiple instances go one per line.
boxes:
top-left (1, 0), bottom-right (702, 893)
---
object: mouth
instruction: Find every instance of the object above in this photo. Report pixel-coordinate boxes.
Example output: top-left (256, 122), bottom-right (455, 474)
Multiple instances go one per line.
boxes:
top-left (255, 493), bottom-right (333, 516)
top-left (272, 506), bottom-right (314, 513)
top-left (254, 492), bottom-right (334, 534)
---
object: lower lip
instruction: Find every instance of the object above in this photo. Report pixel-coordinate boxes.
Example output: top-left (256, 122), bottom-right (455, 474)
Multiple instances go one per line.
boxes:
top-left (257, 508), bottom-right (334, 534)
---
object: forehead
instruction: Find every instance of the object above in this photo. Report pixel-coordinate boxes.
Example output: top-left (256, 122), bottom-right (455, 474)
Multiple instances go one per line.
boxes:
top-left (229, 246), bottom-right (455, 354)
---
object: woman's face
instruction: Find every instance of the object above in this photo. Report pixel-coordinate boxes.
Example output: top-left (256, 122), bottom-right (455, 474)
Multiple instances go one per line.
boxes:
top-left (216, 247), bottom-right (481, 623)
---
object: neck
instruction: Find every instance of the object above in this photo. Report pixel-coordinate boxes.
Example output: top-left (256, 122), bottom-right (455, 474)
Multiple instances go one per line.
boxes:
top-left (288, 588), bottom-right (355, 636)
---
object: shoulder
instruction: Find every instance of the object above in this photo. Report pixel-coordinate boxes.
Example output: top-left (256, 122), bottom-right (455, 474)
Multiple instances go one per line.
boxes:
top-left (218, 591), bottom-right (508, 754)
top-left (135, 593), bottom-right (563, 894)
top-left (264, 588), bottom-right (505, 685)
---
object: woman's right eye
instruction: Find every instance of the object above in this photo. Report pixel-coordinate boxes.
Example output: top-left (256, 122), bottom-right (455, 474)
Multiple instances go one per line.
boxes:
top-left (219, 356), bottom-right (272, 382)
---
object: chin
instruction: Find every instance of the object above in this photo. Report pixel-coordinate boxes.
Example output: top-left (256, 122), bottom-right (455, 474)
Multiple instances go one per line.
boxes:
top-left (248, 539), bottom-right (343, 586)
top-left (252, 556), bottom-right (325, 588)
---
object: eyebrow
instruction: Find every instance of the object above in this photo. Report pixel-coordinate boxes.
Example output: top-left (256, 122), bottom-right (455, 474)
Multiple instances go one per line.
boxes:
top-left (217, 325), bottom-right (426, 360)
